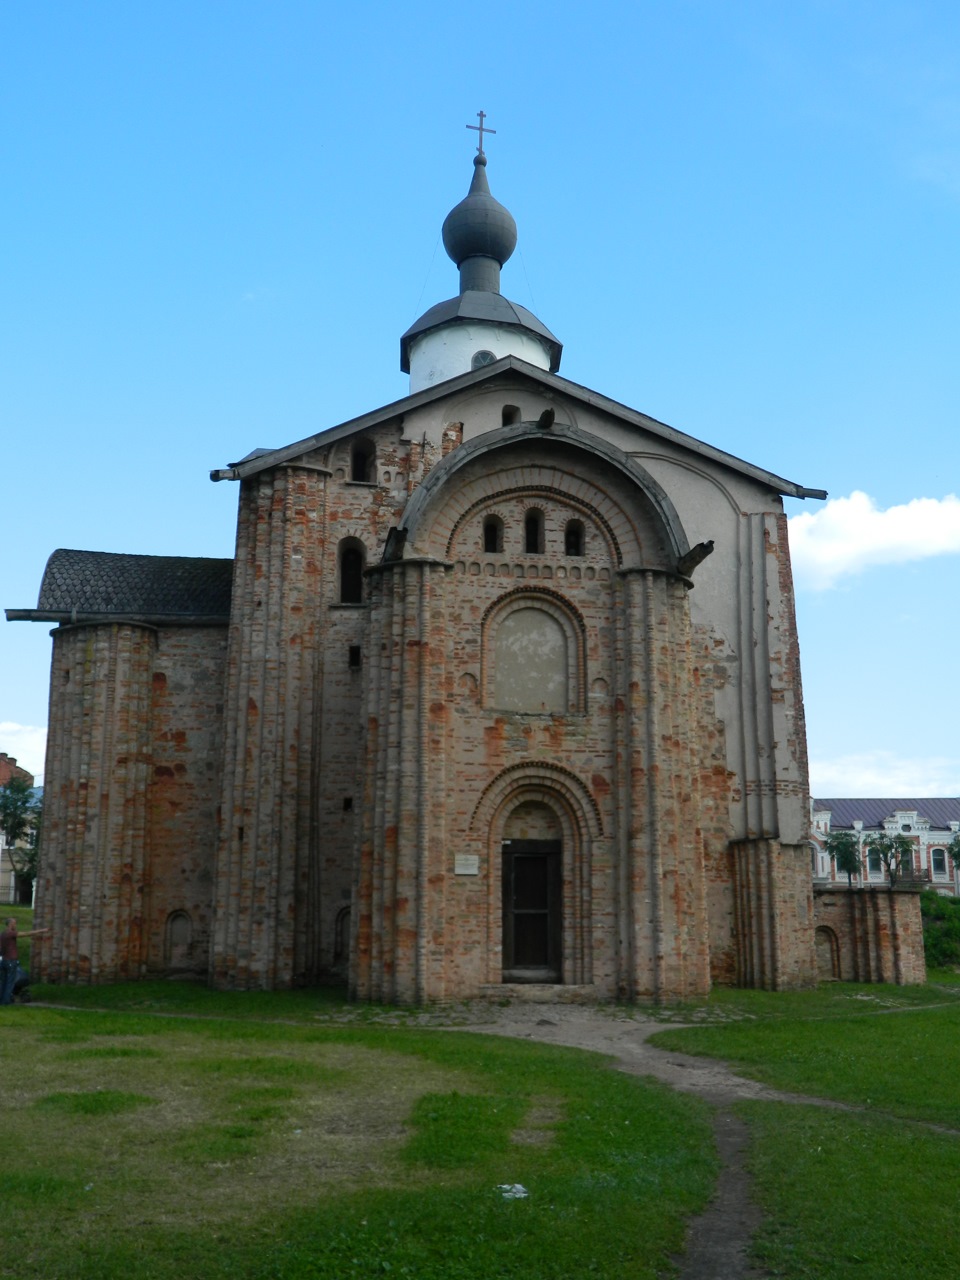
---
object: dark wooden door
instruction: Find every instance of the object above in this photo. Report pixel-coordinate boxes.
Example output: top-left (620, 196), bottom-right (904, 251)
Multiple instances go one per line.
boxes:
top-left (502, 840), bottom-right (562, 983)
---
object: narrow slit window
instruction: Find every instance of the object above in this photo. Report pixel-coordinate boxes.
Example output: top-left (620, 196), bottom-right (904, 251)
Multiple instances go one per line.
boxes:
top-left (524, 510), bottom-right (543, 554)
top-left (348, 645), bottom-right (362, 669)
top-left (340, 543), bottom-right (364, 604)
top-left (483, 515), bottom-right (504, 553)
top-left (564, 520), bottom-right (584, 556)
top-left (351, 439), bottom-right (376, 482)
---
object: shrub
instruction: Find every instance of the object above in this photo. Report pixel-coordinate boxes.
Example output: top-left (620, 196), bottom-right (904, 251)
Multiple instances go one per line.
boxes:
top-left (920, 890), bottom-right (960, 968)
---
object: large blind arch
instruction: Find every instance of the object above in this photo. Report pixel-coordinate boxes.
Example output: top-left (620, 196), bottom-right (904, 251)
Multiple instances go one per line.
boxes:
top-left (481, 588), bottom-right (586, 714)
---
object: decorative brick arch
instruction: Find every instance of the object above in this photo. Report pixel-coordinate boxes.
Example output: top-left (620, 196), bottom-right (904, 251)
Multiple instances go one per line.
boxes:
top-left (472, 762), bottom-right (602, 987)
top-left (396, 422), bottom-right (691, 570)
top-left (470, 761), bottom-right (603, 839)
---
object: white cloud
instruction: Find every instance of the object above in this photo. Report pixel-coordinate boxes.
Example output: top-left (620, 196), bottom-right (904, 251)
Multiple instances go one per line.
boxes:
top-left (0, 723), bottom-right (47, 783)
top-left (810, 750), bottom-right (959, 798)
top-left (789, 491), bottom-right (960, 589)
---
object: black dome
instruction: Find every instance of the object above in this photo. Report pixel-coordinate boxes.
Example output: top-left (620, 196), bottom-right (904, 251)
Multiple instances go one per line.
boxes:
top-left (441, 154), bottom-right (517, 268)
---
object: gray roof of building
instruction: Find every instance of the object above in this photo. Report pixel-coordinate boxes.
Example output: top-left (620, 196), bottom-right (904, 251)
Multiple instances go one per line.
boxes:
top-left (814, 798), bottom-right (960, 831)
top-left (212, 355), bottom-right (827, 502)
top-left (7, 549), bottom-right (233, 625)
top-left (400, 292), bottom-right (562, 373)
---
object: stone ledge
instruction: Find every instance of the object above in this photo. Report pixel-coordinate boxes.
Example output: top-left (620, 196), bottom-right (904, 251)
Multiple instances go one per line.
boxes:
top-left (478, 983), bottom-right (600, 1004)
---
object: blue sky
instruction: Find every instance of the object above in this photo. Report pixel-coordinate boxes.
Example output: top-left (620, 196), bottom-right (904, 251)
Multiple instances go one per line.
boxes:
top-left (3, 0), bottom-right (959, 792)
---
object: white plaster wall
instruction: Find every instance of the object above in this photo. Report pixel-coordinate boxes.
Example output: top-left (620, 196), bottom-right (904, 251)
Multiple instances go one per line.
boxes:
top-left (408, 322), bottom-right (552, 393)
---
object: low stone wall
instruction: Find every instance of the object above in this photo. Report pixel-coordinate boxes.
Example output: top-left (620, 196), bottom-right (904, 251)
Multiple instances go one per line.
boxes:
top-left (812, 885), bottom-right (926, 985)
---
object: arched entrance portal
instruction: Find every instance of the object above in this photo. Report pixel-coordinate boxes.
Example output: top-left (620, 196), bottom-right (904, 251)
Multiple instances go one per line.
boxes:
top-left (501, 802), bottom-right (562, 984)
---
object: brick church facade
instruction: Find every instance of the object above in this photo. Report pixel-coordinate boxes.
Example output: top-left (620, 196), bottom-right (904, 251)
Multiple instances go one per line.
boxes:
top-left (11, 145), bottom-right (895, 1001)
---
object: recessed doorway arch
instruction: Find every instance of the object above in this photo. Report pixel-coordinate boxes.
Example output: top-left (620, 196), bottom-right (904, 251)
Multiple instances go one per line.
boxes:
top-left (502, 802), bottom-right (563, 983)
top-left (472, 764), bottom-right (602, 988)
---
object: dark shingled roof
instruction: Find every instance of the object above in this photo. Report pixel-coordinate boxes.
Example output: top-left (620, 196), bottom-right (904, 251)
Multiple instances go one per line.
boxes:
top-left (814, 798), bottom-right (960, 831)
top-left (36, 549), bottom-right (233, 620)
top-left (400, 292), bottom-right (562, 373)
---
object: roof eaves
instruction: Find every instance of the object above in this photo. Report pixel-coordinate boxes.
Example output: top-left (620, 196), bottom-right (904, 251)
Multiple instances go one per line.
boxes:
top-left (6, 609), bottom-right (229, 626)
top-left (210, 357), bottom-right (530, 483)
top-left (536, 367), bottom-right (827, 500)
top-left (212, 356), bottom-right (826, 498)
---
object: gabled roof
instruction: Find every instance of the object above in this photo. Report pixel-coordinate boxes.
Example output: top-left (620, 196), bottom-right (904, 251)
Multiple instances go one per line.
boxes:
top-left (815, 798), bottom-right (960, 831)
top-left (6, 549), bottom-right (233, 626)
top-left (210, 355), bottom-right (827, 501)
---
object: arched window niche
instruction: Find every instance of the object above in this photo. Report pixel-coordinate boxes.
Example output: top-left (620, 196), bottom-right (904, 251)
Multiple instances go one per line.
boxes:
top-left (483, 514), bottom-right (504, 553)
top-left (338, 538), bottom-right (366, 604)
top-left (564, 519), bottom-right (585, 556)
top-left (350, 437), bottom-right (376, 483)
top-left (482, 591), bottom-right (586, 714)
top-left (524, 508), bottom-right (544, 554)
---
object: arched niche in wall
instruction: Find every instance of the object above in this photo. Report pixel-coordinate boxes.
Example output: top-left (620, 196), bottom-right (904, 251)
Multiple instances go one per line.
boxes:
top-left (338, 538), bottom-right (366, 604)
top-left (350, 437), bottom-right (376, 483)
top-left (815, 925), bottom-right (840, 981)
top-left (482, 589), bottom-right (586, 714)
top-left (165, 910), bottom-right (193, 971)
top-left (482, 514), bottom-right (504, 553)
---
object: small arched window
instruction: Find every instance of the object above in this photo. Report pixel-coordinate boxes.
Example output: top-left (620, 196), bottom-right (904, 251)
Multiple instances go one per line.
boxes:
top-left (564, 520), bottom-right (584, 556)
top-left (339, 540), bottom-right (365, 604)
top-left (483, 515), bottom-right (504, 553)
top-left (472, 349), bottom-right (497, 369)
top-left (524, 509), bottom-right (544, 554)
top-left (351, 438), bottom-right (376, 483)
top-left (502, 404), bottom-right (521, 426)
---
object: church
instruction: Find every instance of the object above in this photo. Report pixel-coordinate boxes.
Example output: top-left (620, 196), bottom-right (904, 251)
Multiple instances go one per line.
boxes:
top-left (13, 134), bottom-right (891, 1002)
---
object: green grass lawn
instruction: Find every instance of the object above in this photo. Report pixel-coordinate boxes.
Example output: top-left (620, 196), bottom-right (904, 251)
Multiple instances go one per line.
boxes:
top-left (649, 981), bottom-right (960, 1127)
top-left (651, 981), bottom-right (960, 1279)
top-left (14, 904), bottom-right (960, 1280)
top-left (741, 1103), bottom-right (960, 1279)
top-left (0, 998), bottom-right (715, 1279)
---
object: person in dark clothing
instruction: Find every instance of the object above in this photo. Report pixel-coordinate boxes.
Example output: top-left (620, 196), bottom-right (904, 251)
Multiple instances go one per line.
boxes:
top-left (0, 917), bottom-right (47, 1005)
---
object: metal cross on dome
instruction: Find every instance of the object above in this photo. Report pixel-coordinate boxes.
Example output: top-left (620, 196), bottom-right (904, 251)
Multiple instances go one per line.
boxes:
top-left (467, 110), bottom-right (496, 156)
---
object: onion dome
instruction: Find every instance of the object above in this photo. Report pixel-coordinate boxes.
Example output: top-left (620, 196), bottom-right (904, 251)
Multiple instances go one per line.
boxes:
top-left (401, 148), bottom-right (562, 387)
top-left (441, 154), bottom-right (518, 289)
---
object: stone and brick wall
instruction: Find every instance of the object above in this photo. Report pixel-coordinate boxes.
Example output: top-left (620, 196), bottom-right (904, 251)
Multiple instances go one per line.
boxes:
top-left (29, 380), bottom-right (847, 1001)
top-left (33, 621), bottom-right (226, 983)
top-left (813, 885), bottom-right (926, 985)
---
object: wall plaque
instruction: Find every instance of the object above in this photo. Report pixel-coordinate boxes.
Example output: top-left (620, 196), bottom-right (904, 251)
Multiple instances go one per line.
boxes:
top-left (454, 854), bottom-right (480, 876)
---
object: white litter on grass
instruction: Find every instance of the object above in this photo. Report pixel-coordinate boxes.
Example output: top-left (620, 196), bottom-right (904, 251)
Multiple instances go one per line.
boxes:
top-left (497, 1184), bottom-right (528, 1200)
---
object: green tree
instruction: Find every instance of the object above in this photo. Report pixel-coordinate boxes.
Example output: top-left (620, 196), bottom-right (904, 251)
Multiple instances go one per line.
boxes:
top-left (824, 830), bottom-right (862, 887)
top-left (947, 833), bottom-right (960, 879)
top-left (0, 777), bottom-right (41, 885)
top-left (866, 831), bottom-right (915, 888)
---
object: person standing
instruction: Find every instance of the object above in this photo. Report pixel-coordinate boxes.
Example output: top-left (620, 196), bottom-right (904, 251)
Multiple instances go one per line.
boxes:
top-left (0, 917), bottom-right (47, 1005)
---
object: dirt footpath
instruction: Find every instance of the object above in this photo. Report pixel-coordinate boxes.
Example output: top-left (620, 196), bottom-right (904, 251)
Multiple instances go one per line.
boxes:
top-left (418, 1003), bottom-right (849, 1280)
